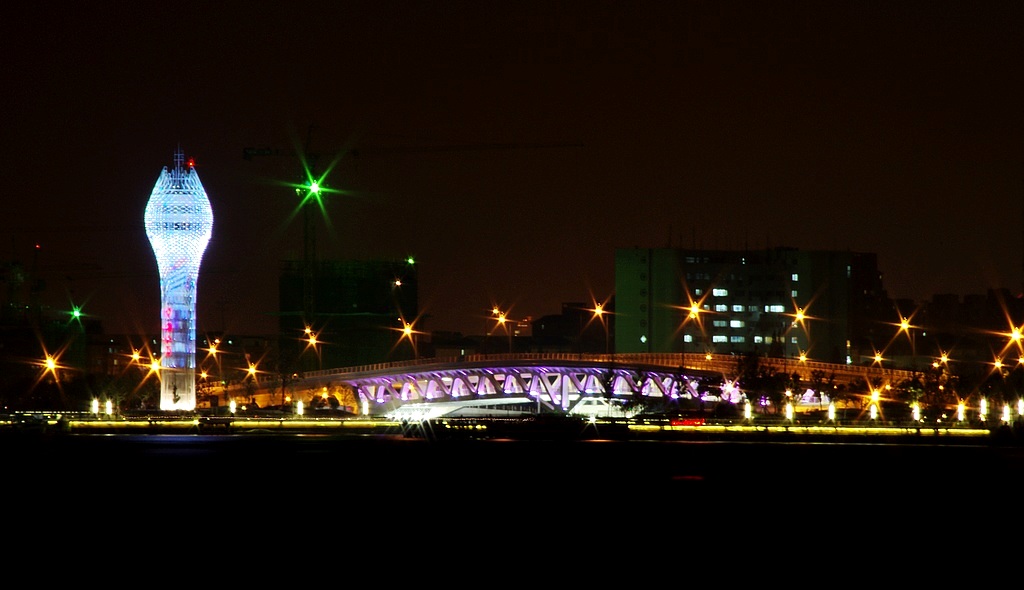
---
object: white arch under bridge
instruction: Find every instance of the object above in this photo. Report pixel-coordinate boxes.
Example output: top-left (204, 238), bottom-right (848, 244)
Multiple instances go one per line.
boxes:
top-left (291, 353), bottom-right (913, 419)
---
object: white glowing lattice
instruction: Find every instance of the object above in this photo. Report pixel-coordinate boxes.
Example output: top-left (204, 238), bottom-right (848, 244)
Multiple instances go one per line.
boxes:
top-left (144, 148), bottom-right (214, 411)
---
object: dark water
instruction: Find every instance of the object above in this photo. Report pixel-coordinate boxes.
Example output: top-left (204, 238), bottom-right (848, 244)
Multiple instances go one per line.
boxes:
top-left (6, 432), bottom-right (1015, 572)
top-left (5, 433), bottom-right (1022, 506)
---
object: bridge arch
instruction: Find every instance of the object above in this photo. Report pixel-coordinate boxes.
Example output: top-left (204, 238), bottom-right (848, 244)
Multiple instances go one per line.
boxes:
top-left (299, 354), bottom-right (723, 417)
top-left (242, 353), bottom-right (913, 418)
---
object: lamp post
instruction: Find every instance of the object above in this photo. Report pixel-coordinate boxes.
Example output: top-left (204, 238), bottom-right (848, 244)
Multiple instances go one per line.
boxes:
top-left (593, 302), bottom-right (610, 354)
top-left (496, 312), bottom-right (512, 354)
top-left (487, 306), bottom-right (515, 354)
top-left (681, 300), bottom-right (702, 367)
top-left (304, 325), bottom-right (322, 370)
top-left (784, 306), bottom-right (809, 366)
top-left (899, 315), bottom-right (916, 370)
top-left (487, 306), bottom-right (501, 352)
top-left (401, 320), bottom-right (419, 360)
top-left (213, 340), bottom-right (223, 394)
top-left (198, 367), bottom-right (208, 402)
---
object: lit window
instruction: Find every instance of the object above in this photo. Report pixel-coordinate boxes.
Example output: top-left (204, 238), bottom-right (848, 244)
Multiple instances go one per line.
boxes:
top-left (712, 335), bottom-right (728, 343)
top-left (753, 336), bottom-right (764, 344)
top-left (792, 273), bottom-right (799, 282)
top-left (715, 304), bottom-right (728, 312)
top-left (766, 304), bottom-right (785, 313)
top-left (792, 290), bottom-right (798, 298)
top-left (694, 288), bottom-right (703, 295)
top-left (730, 336), bottom-right (745, 343)
top-left (713, 320), bottom-right (728, 328)
top-left (732, 305), bottom-right (744, 312)
top-left (713, 288), bottom-right (729, 296)
top-left (683, 334), bottom-right (693, 343)
top-left (730, 320), bottom-right (744, 328)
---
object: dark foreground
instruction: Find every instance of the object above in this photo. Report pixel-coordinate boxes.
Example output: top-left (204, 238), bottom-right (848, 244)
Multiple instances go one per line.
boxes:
top-left (5, 422), bottom-right (1018, 568)
top-left (4, 432), bottom-right (1023, 507)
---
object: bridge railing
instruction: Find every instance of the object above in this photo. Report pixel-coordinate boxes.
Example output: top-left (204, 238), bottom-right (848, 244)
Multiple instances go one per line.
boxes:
top-left (301, 352), bottom-right (687, 380)
top-left (228, 353), bottom-right (917, 401)
top-left (297, 352), bottom-right (913, 382)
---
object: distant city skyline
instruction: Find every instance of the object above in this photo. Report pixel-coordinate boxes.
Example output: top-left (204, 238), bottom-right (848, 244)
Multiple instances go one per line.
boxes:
top-left (10, 242), bottom-right (1024, 342)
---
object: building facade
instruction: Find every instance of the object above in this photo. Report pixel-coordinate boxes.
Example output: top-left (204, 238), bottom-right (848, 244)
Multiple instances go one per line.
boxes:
top-left (614, 247), bottom-right (887, 364)
top-left (278, 257), bottom-right (419, 373)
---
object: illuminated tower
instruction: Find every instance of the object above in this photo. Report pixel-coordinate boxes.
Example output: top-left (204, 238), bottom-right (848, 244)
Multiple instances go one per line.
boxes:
top-left (144, 148), bottom-right (214, 411)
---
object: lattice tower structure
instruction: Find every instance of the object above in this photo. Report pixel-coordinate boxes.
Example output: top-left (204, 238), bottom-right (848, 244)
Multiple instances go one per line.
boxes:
top-left (144, 148), bottom-right (214, 411)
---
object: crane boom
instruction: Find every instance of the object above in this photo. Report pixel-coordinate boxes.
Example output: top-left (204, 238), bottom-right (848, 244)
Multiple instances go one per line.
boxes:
top-left (243, 141), bottom-right (582, 161)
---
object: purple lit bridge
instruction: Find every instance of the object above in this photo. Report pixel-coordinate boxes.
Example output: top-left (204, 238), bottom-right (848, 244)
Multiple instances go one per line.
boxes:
top-left (285, 353), bottom-right (913, 420)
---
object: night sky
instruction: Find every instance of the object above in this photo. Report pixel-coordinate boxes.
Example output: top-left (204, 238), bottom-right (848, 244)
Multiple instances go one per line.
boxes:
top-left (4, 2), bottom-right (1022, 339)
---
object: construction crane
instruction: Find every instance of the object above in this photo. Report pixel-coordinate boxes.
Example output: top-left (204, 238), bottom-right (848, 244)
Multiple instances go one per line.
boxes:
top-left (243, 129), bottom-right (582, 328)
top-left (242, 141), bottom-right (584, 161)
top-left (243, 126), bottom-right (328, 329)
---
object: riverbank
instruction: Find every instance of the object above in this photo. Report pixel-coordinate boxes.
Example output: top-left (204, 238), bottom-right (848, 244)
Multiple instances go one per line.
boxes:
top-left (3, 412), bottom-right (1018, 445)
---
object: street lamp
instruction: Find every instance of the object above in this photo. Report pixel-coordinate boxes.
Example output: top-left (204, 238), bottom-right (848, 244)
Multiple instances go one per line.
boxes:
top-left (496, 311), bottom-right (513, 354)
top-left (679, 298), bottom-right (704, 365)
top-left (592, 301), bottom-right (611, 354)
top-left (303, 325), bottom-right (322, 370)
top-left (784, 304), bottom-right (811, 364)
top-left (1010, 326), bottom-right (1023, 349)
top-left (399, 319), bottom-right (419, 360)
top-left (487, 306), bottom-right (516, 354)
top-left (209, 338), bottom-right (224, 388)
top-left (899, 315), bottom-right (917, 370)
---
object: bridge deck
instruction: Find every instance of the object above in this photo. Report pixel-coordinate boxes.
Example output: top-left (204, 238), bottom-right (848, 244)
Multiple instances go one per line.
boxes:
top-left (225, 353), bottom-right (915, 418)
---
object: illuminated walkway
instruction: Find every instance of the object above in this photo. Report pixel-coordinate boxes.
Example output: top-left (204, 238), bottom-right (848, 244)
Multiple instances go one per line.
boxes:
top-left (273, 352), bottom-right (915, 419)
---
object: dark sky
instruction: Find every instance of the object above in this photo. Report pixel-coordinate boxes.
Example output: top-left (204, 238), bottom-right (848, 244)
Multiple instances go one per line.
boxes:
top-left (4, 1), bottom-right (1022, 339)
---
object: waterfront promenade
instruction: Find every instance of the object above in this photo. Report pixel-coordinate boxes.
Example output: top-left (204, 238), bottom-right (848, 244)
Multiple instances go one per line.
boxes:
top-left (2, 411), bottom-right (1006, 444)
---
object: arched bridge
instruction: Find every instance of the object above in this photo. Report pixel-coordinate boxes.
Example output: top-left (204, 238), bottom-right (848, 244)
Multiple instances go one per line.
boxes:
top-left (280, 352), bottom-right (913, 418)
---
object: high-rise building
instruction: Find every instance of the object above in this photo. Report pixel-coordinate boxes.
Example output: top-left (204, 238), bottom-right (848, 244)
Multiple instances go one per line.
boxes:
top-left (614, 247), bottom-right (887, 364)
top-left (278, 257), bottom-right (419, 372)
top-left (144, 149), bottom-right (214, 410)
